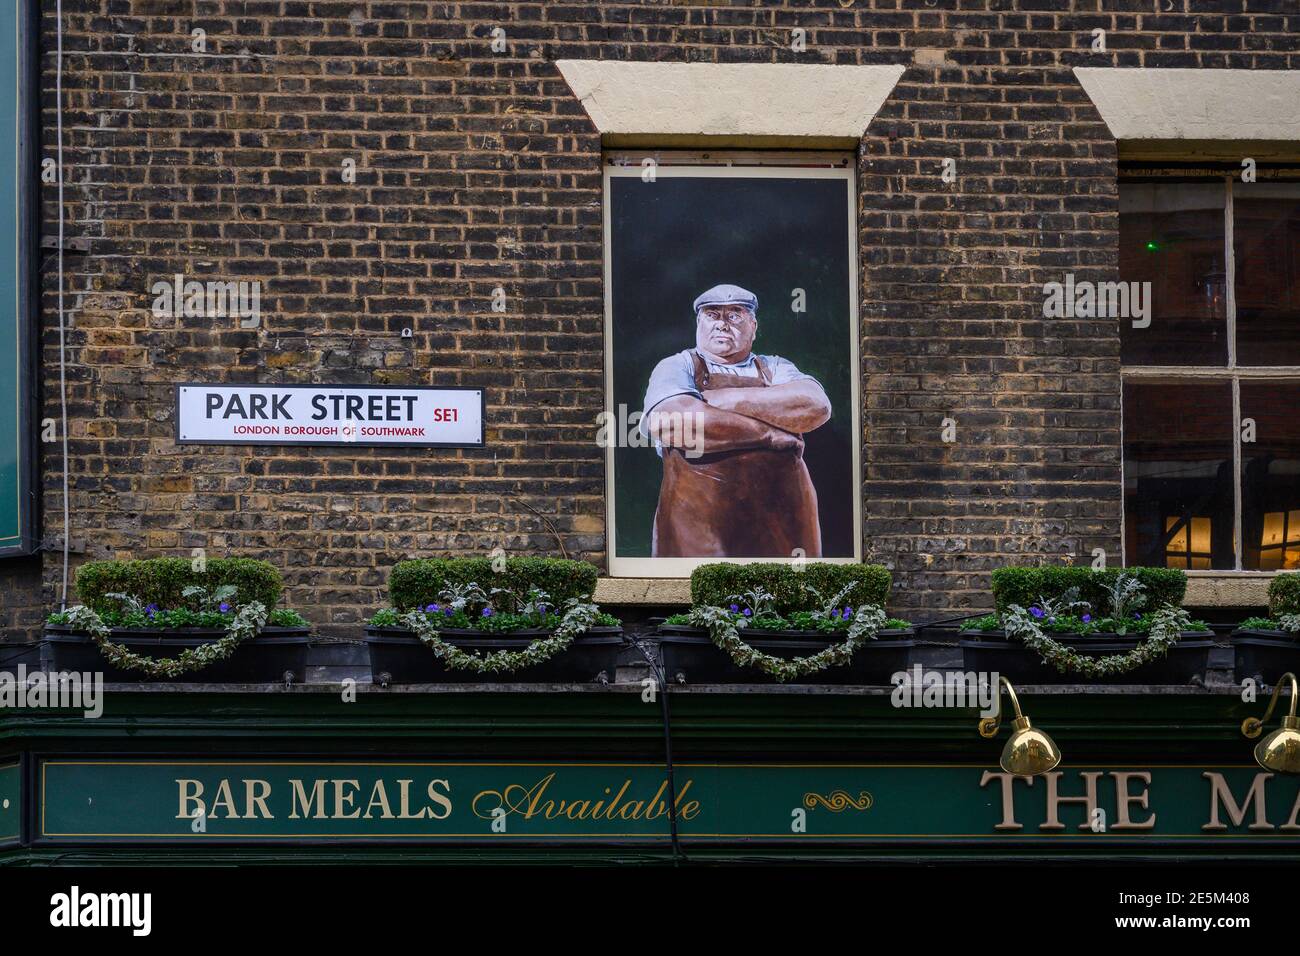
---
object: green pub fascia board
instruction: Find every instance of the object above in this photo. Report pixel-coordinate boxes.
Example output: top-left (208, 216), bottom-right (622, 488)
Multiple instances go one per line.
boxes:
top-left (1, 689), bottom-right (1298, 862)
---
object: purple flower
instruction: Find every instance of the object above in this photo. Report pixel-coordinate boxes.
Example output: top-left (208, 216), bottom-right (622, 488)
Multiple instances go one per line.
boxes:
top-left (145, 603), bottom-right (158, 618)
top-left (842, 608), bottom-right (852, 620)
top-left (729, 604), bottom-right (740, 613)
top-left (481, 608), bottom-right (493, 618)
top-left (742, 608), bottom-right (752, 617)
top-left (443, 608), bottom-right (454, 617)
top-left (1082, 614), bottom-right (1092, 623)
top-left (1134, 612), bottom-right (1142, 620)
top-left (219, 602), bottom-right (230, 613)
top-left (1030, 606), bottom-right (1045, 619)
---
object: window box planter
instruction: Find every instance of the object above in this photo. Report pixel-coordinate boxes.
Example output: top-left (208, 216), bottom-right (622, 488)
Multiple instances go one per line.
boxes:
top-left (656, 624), bottom-right (917, 685)
top-left (43, 556), bottom-right (311, 682)
top-left (1231, 628), bottom-right (1300, 686)
top-left (956, 565), bottom-right (1213, 684)
top-left (366, 556), bottom-right (623, 684)
top-left (657, 561), bottom-right (906, 684)
top-left (1232, 576), bottom-right (1300, 685)
top-left (0, 641), bottom-right (41, 670)
top-left (958, 628), bottom-right (1216, 685)
top-left (365, 625), bottom-right (625, 685)
top-left (40, 624), bottom-right (312, 683)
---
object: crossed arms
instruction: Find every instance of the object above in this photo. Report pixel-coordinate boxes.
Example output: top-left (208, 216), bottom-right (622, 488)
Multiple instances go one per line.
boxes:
top-left (646, 380), bottom-right (831, 456)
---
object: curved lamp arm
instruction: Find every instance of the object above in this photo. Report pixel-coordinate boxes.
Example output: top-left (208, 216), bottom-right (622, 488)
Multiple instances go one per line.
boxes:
top-left (1243, 672), bottom-right (1299, 739)
top-left (979, 676), bottom-right (1023, 739)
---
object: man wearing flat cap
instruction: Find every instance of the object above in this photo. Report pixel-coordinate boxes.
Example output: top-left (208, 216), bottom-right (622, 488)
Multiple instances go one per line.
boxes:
top-left (640, 283), bottom-right (832, 557)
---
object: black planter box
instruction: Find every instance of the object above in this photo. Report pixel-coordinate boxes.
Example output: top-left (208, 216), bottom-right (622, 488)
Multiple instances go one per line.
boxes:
top-left (0, 641), bottom-right (42, 670)
top-left (41, 625), bottom-right (312, 683)
top-left (958, 629), bottom-right (1215, 685)
top-left (1232, 629), bottom-right (1300, 686)
top-left (656, 625), bottom-right (917, 685)
top-left (365, 626), bottom-right (625, 684)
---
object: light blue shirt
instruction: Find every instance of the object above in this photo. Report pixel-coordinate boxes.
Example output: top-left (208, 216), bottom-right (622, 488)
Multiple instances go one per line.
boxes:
top-left (639, 349), bottom-right (820, 448)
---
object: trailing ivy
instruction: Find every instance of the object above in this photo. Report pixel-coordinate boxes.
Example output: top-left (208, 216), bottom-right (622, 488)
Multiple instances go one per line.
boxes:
top-left (962, 610), bottom-right (1206, 637)
top-left (399, 598), bottom-right (603, 674)
top-left (63, 602), bottom-right (269, 679)
top-left (370, 605), bottom-right (618, 632)
top-left (1001, 603), bottom-right (1192, 678)
top-left (687, 603), bottom-right (888, 682)
top-left (48, 606), bottom-right (306, 630)
top-left (663, 609), bottom-right (910, 633)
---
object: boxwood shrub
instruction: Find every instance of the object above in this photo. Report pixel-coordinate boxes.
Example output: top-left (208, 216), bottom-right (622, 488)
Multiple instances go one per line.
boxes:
top-left (1269, 573), bottom-right (1300, 617)
top-left (991, 565), bottom-right (1187, 615)
top-left (76, 557), bottom-right (284, 614)
top-left (689, 562), bottom-right (891, 615)
top-left (388, 557), bottom-right (599, 611)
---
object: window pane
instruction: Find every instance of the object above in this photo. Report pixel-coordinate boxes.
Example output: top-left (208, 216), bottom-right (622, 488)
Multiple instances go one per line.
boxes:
top-left (1241, 382), bottom-right (1300, 571)
top-left (1234, 184), bottom-right (1300, 366)
top-left (1124, 381), bottom-right (1234, 569)
top-left (1119, 183), bottom-right (1227, 366)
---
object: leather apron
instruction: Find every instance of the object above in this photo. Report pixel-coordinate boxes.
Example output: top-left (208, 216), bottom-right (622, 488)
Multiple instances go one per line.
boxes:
top-left (651, 352), bottom-right (822, 558)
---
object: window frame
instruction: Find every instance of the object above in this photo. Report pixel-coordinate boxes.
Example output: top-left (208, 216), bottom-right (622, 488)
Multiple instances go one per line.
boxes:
top-left (1120, 165), bottom-right (1300, 575)
top-left (601, 149), bottom-right (863, 578)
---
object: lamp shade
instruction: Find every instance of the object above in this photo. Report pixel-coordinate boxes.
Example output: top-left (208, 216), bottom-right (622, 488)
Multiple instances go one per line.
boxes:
top-left (1255, 716), bottom-right (1300, 774)
top-left (999, 716), bottom-right (1062, 776)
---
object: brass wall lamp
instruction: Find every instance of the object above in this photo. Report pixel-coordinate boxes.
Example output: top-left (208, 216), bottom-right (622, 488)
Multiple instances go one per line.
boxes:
top-left (1242, 672), bottom-right (1300, 773)
top-left (978, 676), bottom-right (1062, 776)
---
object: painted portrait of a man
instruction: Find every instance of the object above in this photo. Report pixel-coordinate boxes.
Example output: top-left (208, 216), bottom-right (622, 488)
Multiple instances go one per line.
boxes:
top-left (641, 284), bottom-right (831, 557)
top-left (605, 162), bottom-right (860, 574)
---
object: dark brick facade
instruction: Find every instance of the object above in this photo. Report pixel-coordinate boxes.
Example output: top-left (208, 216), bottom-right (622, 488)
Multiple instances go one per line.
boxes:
top-left (4, 1), bottom-right (1298, 637)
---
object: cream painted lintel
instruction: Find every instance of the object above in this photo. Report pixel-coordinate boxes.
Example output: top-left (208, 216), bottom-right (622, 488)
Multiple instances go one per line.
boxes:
top-left (602, 133), bottom-right (861, 151)
top-left (558, 61), bottom-right (905, 142)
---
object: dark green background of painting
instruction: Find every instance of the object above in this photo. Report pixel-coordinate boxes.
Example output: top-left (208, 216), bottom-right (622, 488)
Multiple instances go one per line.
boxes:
top-left (608, 173), bottom-right (856, 558)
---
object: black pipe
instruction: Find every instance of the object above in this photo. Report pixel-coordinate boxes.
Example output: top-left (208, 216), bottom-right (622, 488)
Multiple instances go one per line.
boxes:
top-left (629, 636), bottom-right (685, 864)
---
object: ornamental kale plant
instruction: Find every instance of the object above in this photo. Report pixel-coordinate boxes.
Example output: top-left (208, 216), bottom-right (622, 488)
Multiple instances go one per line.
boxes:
top-left (1030, 587), bottom-right (1090, 621)
top-left (181, 583), bottom-right (239, 614)
top-left (104, 592), bottom-right (149, 617)
top-left (801, 582), bottom-right (859, 625)
top-left (518, 587), bottom-right (553, 621)
top-left (725, 585), bottom-right (777, 621)
top-left (437, 581), bottom-right (489, 614)
top-left (1099, 573), bottom-right (1147, 635)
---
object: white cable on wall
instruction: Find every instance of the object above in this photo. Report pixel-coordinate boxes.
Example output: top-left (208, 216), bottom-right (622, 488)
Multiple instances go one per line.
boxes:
top-left (55, 0), bottom-right (69, 609)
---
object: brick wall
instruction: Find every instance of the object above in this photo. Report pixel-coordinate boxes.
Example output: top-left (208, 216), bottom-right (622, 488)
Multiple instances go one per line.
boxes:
top-left (5, 0), bottom-right (1298, 637)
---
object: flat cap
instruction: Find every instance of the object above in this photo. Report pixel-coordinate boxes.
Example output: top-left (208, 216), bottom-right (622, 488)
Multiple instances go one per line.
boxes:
top-left (693, 283), bottom-right (758, 315)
